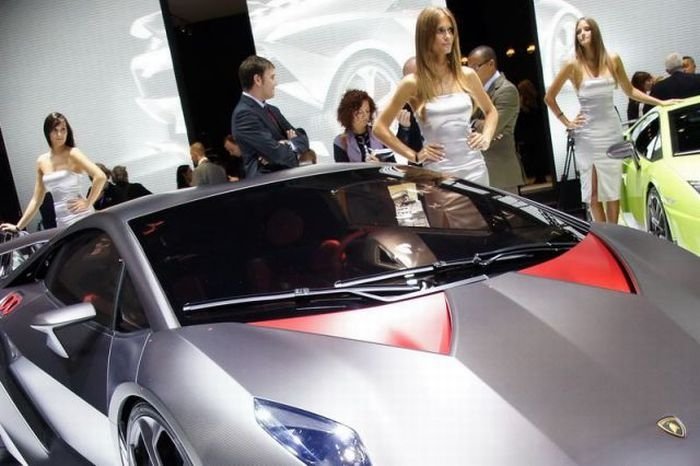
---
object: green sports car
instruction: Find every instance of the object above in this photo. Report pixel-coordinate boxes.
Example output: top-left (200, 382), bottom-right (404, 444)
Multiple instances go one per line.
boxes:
top-left (609, 95), bottom-right (700, 255)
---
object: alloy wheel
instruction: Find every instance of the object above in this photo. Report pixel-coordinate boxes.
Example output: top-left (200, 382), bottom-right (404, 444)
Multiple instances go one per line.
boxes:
top-left (125, 403), bottom-right (190, 466)
top-left (646, 187), bottom-right (672, 241)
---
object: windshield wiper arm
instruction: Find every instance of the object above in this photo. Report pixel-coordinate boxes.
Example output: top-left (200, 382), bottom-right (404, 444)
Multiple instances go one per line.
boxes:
top-left (183, 283), bottom-right (425, 312)
top-left (469, 241), bottom-right (576, 266)
top-left (334, 241), bottom-right (577, 288)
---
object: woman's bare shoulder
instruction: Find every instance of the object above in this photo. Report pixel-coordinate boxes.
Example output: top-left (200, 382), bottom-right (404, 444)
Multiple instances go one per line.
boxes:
top-left (399, 74), bottom-right (418, 90)
top-left (35, 152), bottom-right (52, 168)
top-left (460, 65), bottom-right (476, 77)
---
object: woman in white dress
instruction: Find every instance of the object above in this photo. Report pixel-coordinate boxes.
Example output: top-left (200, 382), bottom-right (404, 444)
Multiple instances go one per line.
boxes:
top-left (374, 6), bottom-right (498, 185)
top-left (1, 112), bottom-right (107, 232)
top-left (544, 17), bottom-right (672, 223)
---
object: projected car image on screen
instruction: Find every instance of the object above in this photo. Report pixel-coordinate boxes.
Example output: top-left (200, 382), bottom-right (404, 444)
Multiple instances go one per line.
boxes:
top-left (246, 0), bottom-right (444, 160)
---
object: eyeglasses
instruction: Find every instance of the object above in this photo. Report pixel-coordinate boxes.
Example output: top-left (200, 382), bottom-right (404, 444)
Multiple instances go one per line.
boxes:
top-left (469, 59), bottom-right (491, 71)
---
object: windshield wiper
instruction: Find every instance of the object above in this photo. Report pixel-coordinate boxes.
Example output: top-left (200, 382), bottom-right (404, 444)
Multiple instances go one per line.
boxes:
top-left (183, 283), bottom-right (425, 313)
top-left (334, 241), bottom-right (576, 288)
top-left (183, 242), bottom-right (576, 313)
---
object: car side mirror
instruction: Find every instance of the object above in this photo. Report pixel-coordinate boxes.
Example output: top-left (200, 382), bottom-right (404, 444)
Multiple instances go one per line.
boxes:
top-left (607, 140), bottom-right (635, 159)
top-left (607, 140), bottom-right (640, 170)
top-left (30, 303), bottom-right (97, 358)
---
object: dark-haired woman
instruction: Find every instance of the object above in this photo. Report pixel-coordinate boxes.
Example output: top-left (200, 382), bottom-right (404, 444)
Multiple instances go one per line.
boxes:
top-left (333, 89), bottom-right (392, 163)
top-left (1, 112), bottom-right (106, 232)
top-left (626, 71), bottom-right (653, 121)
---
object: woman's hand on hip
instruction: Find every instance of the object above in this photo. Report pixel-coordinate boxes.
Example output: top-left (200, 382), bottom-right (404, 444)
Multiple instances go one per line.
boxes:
top-left (68, 198), bottom-right (91, 213)
top-left (417, 143), bottom-right (445, 163)
top-left (468, 132), bottom-right (491, 151)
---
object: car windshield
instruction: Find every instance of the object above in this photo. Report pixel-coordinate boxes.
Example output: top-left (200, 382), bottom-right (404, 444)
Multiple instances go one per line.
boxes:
top-left (670, 102), bottom-right (700, 156)
top-left (130, 167), bottom-right (587, 325)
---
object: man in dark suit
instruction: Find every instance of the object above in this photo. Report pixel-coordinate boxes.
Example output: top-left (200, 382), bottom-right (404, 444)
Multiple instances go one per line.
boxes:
top-left (644, 52), bottom-right (700, 113)
top-left (232, 55), bottom-right (309, 178)
top-left (468, 45), bottom-right (524, 194)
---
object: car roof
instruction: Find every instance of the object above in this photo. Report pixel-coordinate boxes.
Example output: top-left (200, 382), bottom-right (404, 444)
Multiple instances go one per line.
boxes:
top-left (98, 163), bottom-right (374, 224)
top-left (0, 228), bottom-right (58, 255)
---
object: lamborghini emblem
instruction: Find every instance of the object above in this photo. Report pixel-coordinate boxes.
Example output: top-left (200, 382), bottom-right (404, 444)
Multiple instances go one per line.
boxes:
top-left (657, 416), bottom-right (686, 438)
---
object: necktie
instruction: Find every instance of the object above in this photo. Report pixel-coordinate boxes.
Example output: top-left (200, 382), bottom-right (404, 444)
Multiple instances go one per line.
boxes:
top-left (264, 104), bottom-right (286, 138)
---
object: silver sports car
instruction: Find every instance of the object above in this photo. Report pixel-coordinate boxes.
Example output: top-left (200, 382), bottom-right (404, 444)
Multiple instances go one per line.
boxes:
top-left (1, 164), bottom-right (699, 465)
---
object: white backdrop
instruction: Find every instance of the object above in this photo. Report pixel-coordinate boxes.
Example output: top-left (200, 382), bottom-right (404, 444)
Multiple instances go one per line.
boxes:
top-left (0, 0), bottom-right (189, 229)
top-left (533, 0), bottom-right (699, 178)
top-left (245, 0), bottom-right (445, 162)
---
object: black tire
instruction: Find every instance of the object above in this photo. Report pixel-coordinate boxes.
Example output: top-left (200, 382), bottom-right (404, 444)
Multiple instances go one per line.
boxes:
top-left (646, 186), bottom-right (672, 241)
top-left (124, 402), bottom-right (191, 466)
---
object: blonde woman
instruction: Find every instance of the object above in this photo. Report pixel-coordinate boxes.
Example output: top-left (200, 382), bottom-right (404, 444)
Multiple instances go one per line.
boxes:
top-left (1, 112), bottom-right (106, 232)
top-left (373, 6), bottom-right (498, 185)
top-left (544, 17), bottom-right (671, 223)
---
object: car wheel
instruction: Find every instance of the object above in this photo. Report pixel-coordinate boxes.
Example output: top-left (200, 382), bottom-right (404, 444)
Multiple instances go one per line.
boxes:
top-left (125, 402), bottom-right (191, 466)
top-left (328, 53), bottom-right (400, 111)
top-left (546, 11), bottom-right (579, 83)
top-left (646, 186), bottom-right (672, 241)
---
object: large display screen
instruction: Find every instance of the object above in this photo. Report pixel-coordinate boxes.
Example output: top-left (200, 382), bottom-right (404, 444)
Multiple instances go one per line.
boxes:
top-left (246, 0), bottom-right (445, 161)
top-left (0, 0), bottom-right (189, 229)
top-left (533, 0), bottom-right (699, 178)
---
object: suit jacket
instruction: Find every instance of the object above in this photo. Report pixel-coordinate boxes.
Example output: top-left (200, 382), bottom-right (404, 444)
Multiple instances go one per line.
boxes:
top-left (193, 159), bottom-right (227, 186)
top-left (231, 95), bottom-right (309, 178)
top-left (473, 74), bottom-right (524, 191)
top-left (644, 72), bottom-right (700, 113)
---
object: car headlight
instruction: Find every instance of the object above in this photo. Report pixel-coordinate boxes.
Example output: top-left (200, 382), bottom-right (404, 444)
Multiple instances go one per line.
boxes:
top-left (254, 398), bottom-right (371, 465)
top-left (689, 181), bottom-right (700, 194)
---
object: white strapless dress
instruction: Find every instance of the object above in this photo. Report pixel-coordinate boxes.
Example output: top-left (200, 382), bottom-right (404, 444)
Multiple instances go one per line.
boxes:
top-left (418, 92), bottom-right (489, 186)
top-left (574, 77), bottom-right (624, 202)
top-left (43, 170), bottom-right (94, 227)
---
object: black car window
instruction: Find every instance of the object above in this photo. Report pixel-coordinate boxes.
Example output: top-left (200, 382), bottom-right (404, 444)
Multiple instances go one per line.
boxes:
top-left (0, 233), bottom-right (48, 281)
top-left (44, 231), bottom-right (123, 328)
top-left (115, 270), bottom-right (148, 333)
top-left (632, 113), bottom-right (660, 161)
top-left (130, 168), bottom-right (587, 325)
top-left (670, 103), bottom-right (700, 156)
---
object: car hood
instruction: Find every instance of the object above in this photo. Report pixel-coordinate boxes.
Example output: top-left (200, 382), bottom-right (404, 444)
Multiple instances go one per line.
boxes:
top-left (176, 262), bottom-right (700, 465)
top-left (666, 153), bottom-right (700, 181)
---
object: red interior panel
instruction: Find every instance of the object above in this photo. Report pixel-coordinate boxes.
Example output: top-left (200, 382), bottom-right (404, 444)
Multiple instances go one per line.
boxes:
top-left (520, 233), bottom-right (632, 293)
top-left (251, 292), bottom-right (452, 354)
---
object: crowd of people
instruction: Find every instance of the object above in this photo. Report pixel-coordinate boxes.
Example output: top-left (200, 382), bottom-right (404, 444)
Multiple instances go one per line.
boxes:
top-left (3, 7), bottom-right (700, 234)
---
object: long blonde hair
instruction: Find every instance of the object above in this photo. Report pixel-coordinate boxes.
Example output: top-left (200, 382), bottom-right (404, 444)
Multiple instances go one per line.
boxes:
top-left (414, 7), bottom-right (468, 116)
top-left (573, 17), bottom-right (617, 88)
